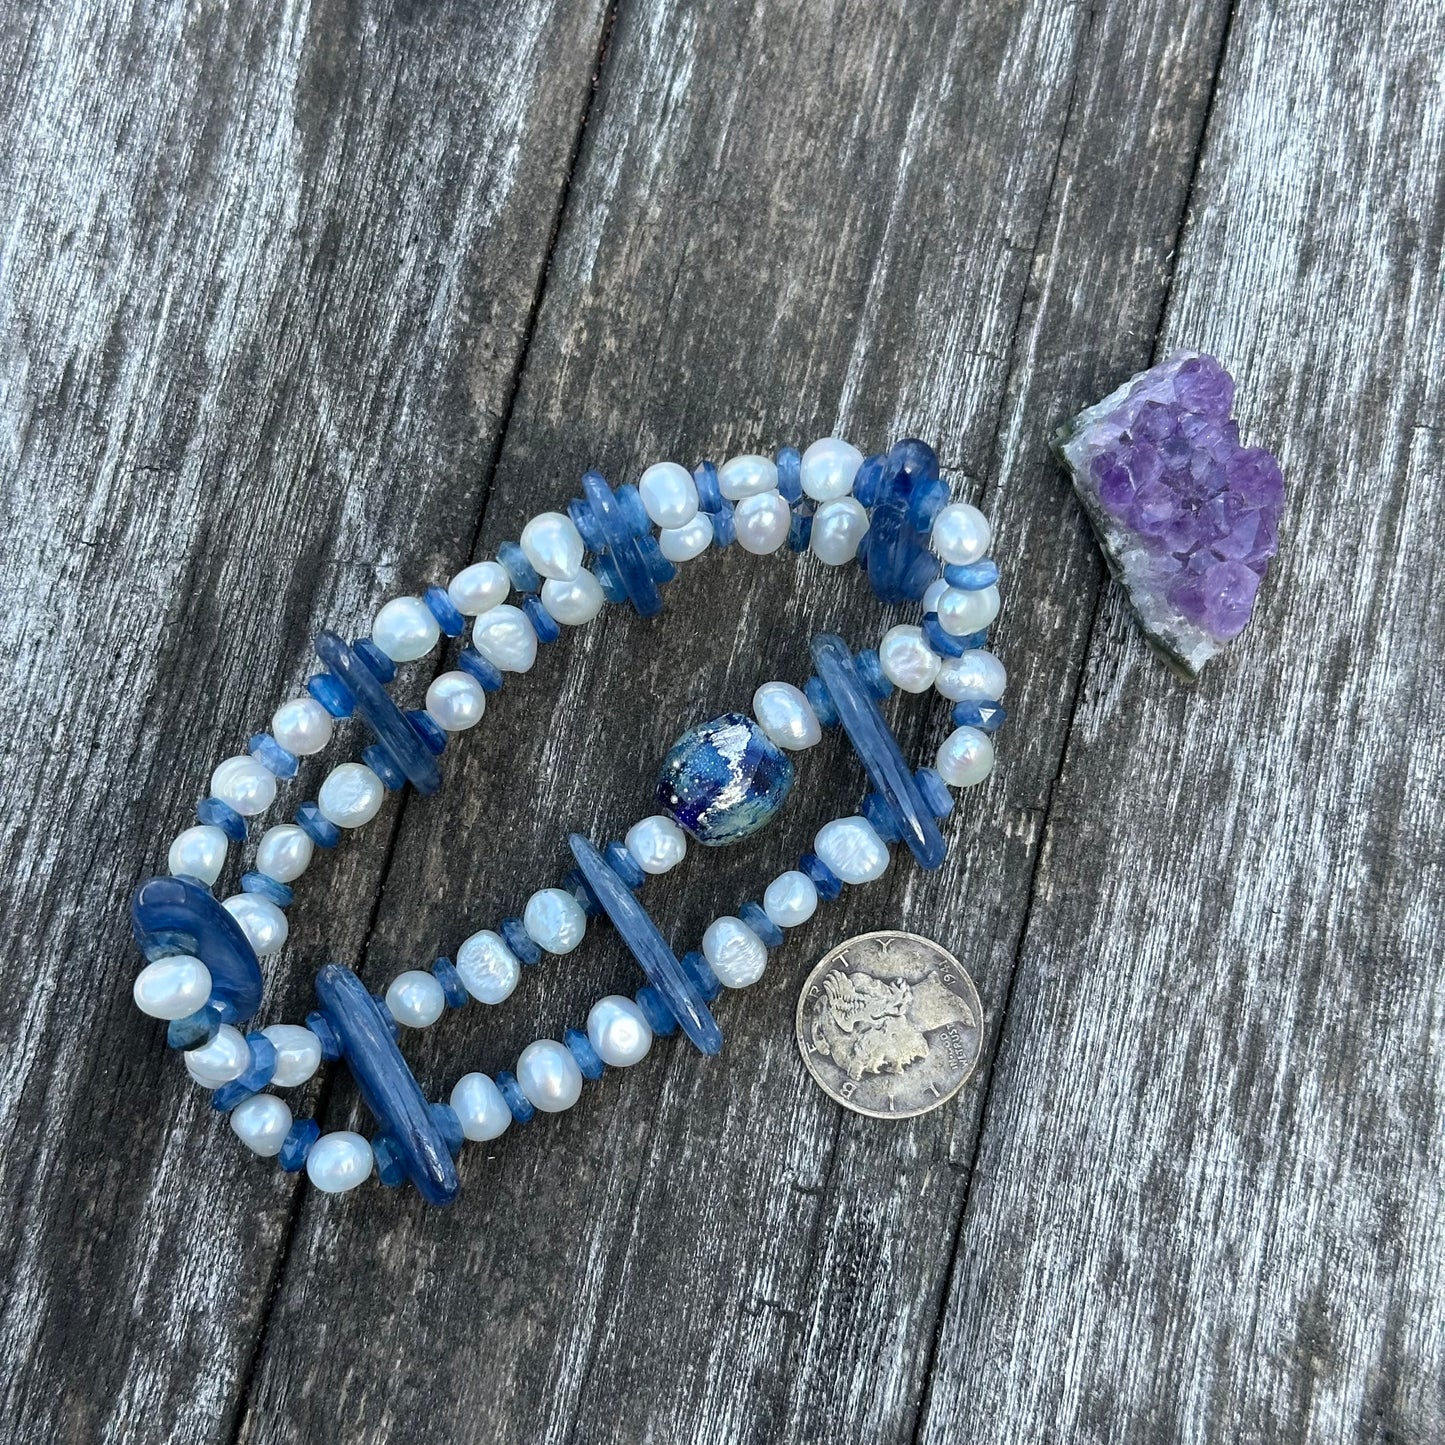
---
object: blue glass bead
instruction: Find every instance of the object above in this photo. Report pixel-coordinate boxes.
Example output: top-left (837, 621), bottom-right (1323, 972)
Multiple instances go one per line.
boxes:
top-left (788, 509), bottom-right (813, 552)
top-left (241, 871), bottom-right (293, 908)
top-left (863, 792), bottom-right (903, 844)
top-left (568, 496), bottom-right (607, 554)
top-left (888, 437), bottom-right (941, 485)
top-left (132, 875), bottom-right (263, 1021)
top-left (307, 671), bottom-right (354, 719)
top-left (196, 796), bottom-right (247, 842)
top-left (592, 554), bottom-right (627, 603)
top-left (923, 613), bottom-right (967, 657)
top-left (944, 559), bottom-right (1000, 590)
top-left (738, 901), bottom-right (784, 949)
top-left (616, 483), bottom-right (650, 537)
top-left (363, 743), bottom-right (406, 792)
top-left (854, 649), bottom-right (893, 701)
top-left (680, 950), bottom-right (722, 1004)
top-left (639, 534), bottom-right (677, 585)
top-left (353, 637), bottom-right (396, 685)
top-left (278, 1118), bottom-right (320, 1173)
top-left (804, 676), bottom-right (839, 728)
top-left (776, 445), bottom-right (802, 503)
top-left (711, 500), bottom-right (736, 548)
top-left (565, 1026), bottom-right (606, 1081)
top-left (431, 1103), bottom-right (465, 1156)
top-left (605, 841), bottom-right (646, 890)
top-left (500, 915), bottom-right (542, 966)
top-left (915, 767), bottom-right (955, 820)
top-left (372, 1133), bottom-right (407, 1187)
top-left (801, 851), bottom-right (843, 902)
top-left (811, 634), bottom-right (947, 870)
top-left (951, 699), bottom-right (1008, 733)
top-left (166, 1001), bottom-right (224, 1050)
top-left (432, 956), bottom-right (469, 1010)
top-left (296, 801), bottom-right (340, 849)
top-left (562, 867), bottom-right (602, 916)
top-left (424, 584), bottom-right (466, 637)
top-left (211, 1032), bottom-right (278, 1112)
top-left (523, 594), bottom-right (561, 645)
top-left (693, 460), bottom-right (723, 512)
top-left (248, 732), bottom-right (298, 780)
top-left (634, 985), bottom-right (678, 1038)
top-left (852, 453), bottom-right (886, 507)
top-left (305, 1010), bottom-right (343, 1061)
top-left (457, 646), bottom-right (505, 693)
top-left (909, 476), bottom-right (950, 533)
top-left (495, 1070), bottom-right (536, 1124)
top-left (408, 709), bottom-right (448, 757)
top-left (582, 470), bottom-right (663, 618)
top-left (656, 712), bottom-right (794, 846)
top-left (497, 540), bottom-right (542, 594)
top-left (314, 964), bottom-right (459, 1206)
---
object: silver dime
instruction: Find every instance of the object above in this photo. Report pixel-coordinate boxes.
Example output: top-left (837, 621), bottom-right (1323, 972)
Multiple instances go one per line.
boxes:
top-left (795, 931), bottom-right (983, 1118)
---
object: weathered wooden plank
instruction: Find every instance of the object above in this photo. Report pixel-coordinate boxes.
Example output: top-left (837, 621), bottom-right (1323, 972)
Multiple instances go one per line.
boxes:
top-left (918, 3), bottom-right (1445, 1442)
top-left (0, 1), bottom-right (608, 1440)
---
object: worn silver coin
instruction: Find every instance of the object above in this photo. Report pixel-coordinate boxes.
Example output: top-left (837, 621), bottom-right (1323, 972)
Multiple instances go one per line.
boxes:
top-left (795, 931), bottom-right (983, 1118)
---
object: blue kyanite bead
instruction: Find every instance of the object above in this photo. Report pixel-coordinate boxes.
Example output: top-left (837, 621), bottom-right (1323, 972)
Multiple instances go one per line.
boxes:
top-left (278, 1118), bottom-right (320, 1173)
top-left (167, 1001), bottom-right (224, 1050)
top-left (568, 496), bottom-right (607, 554)
top-left (616, 483), bottom-right (650, 537)
top-left (565, 1026), bottom-right (606, 1081)
top-left (196, 796), bottom-right (247, 842)
top-left (372, 995), bottom-right (401, 1040)
top-left (424, 584), bottom-right (466, 637)
top-left (562, 867), bottom-right (602, 916)
top-left (497, 540), bottom-right (542, 593)
top-left (711, 500), bottom-right (736, 547)
top-left (909, 476), bottom-right (950, 533)
top-left (638, 534), bottom-right (676, 585)
top-left (431, 1103), bottom-right (465, 1156)
top-left (604, 841), bottom-right (646, 890)
top-left (693, 460), bottom-right (723, 512)
top-left (804, 676), bottom-right (839, 728)
top-left (953, 699), bottom-right (1008, 733)
top-left (457, 646), bottom-right (505, 693)
top-left (680, 950), bottom-right (722, 1003)
top-left (738, 901), bottom-right (784, 949)
top-left (307, 671), bottom-right (354, 718)
top-left (854, 649), bottom-right (893, 701)
top-left (363, 743), bottom-right (407, 792)
top-left (945, 559), bottom-right (1000, 590)
top-left (656, 711), bottom-right (795, 846)
top-left (500, 915), bottom-right (541, 966)
top-left (915, 767), bottom-right (955, 820)
top-left (212, 1032), bottom-right (278, 1112)
top-left (296, 801), bottom-right (340, 849)
top-left (801, 851), bottom-right (844, 902)
top-left (248, 732), bottom-right (298, 780)
top-left (372, 1133), bottom-right (407, 1187)
top-left (961, 629), bottom-right (990, 650)
top-left (592, 554), bottom-right (627, 603)
top-left (432, 956), bottom-right (469, 1010)
top-left (863, 792), bottom-right (903, 844)
top-left (305, 1010), bottom-right (343, 1061)
top-left (353, 637), bottom-right (397, 685)
top-left (634, 985), bottom-right (678, 1037)
top-left (776, 446), bottom-right (802, 503)
top-left (866, 492), bottom-right (939, 603)
top-left (523, 594), bottom-right (561, 645)
top-left (923, 613), bottom-right (967, 658)
top-left (582, 470), bottom-right (663, 617)
top-left (852, 453), bottom-right (887, 507)
top-left (788, 509), bottom-right (813, 552)
top-left (408, 709), bottom-right (447, 757)
top-left (888, 437), bottom-right (941, 485)
top-left (495, 1070), bottom-right (536, 1124)
top-left (241, 871), bottom-right (293, 908)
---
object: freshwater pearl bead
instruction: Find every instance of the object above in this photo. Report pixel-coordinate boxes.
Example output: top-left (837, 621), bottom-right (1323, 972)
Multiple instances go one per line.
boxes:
top-left (810, 497), bottom-right (870, 564)
top-left (133, 955), bottom-right (212, 1020)
top-left (878, 624), bottom-right (942, 693)
top-left (523, 888), bottom-right (587, 955)
top-left (718, 454), bottom-right (778, 500)
top-left (371, 595), bottom-right (440, 663)
top-left (271, 696), bottom-right (333, 756)
top-left (701, 916), bottom-right (768, 989)
top-left (472, 604), bottom-right (537, 672)
top-left (255, 823), bottom-right (314, 883)
top-left (937, 583), bottom-right (1001, 636)
top-left (262, 1024), bottom-right (323, 1087)
top-left (936, 649), bottom-right (1008, 702)
top-left (185, 1024), bottom-right (250, 1088)
top-left (317, 762), bottom-right (384, 828)
top-left (448, 560), bottom-right (510, 616)
top-left (752, 681), bottom-right (822, 751)
top-left (624, 815), bottom-right (687, 874)
top-left (540, 569), bottom-right (604, 626)
top-left (386, 969), bottom-right (447, 1028)
top-left (516, 1040), bottom-right (583, 1112)
top-left (936, 725), bottom-right (995, 787)
top-left (521, 511), bottom-right (586, 581)
top-left (814, 816), bottom-right (890, 884)
top-left (586, 995), bottom-right (653, 1067)
top-left (800, 436), bottom-right (864, 501)
top-left (733, 490), bottom-right (792, 554)
top-left (305, 1131), bottom-right (373, 1193)
top-left (210, 755), bottom-right (276, 817)
top-left (923, 578), bottom-right (950, 615)
top-left (168, 825), bottom-right (228, 886)
top-left (931, 502), bottom-right (991, 565)
top-left (763, 870), bottom-right (818, 928)
top-left (638, 462), bottom-right (699, 529)
top-left (455, 930), bottom-right (521, 1005)
top-left (450, 1073), bottom-right (512, 1141)
top-left (222, 893), bottom-right (289, 956)
top-left (425, 670), bottom-right (486, 731)
top-left (659, 512), bottom-right (714, 562)
top-left (230, 1094), bottom-right (292, 1157)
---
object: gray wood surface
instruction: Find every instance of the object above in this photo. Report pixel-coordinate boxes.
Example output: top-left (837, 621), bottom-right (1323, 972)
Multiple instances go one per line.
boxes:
top-left (1, 1), bottom-right (1441, 1443)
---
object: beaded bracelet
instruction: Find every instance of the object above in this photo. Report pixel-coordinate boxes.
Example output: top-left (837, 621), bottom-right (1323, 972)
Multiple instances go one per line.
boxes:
top-left (130, 437), bottom-right (1007, 1207)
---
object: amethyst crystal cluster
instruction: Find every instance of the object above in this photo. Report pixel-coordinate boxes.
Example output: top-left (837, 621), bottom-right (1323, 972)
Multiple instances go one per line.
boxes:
top-left (1055, 351), bottom-right (1283, 676)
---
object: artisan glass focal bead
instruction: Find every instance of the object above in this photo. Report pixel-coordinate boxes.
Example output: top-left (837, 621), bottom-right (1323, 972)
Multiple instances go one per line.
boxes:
top-left (656, 712), bottom-right (795, 846)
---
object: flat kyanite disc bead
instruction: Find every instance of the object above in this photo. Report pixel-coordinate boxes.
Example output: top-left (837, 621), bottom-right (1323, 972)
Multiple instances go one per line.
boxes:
top-left (655, 712), bottom-right (794, 846)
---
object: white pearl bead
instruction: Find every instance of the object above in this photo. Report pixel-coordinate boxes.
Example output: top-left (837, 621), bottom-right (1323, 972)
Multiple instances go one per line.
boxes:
top-left (800, 436), bottom-right (864, 501)
top-left (306, 1131), bottom-right (374, 1193)
top-left (935, 649), bottom-right (1008, 702)
top-left (255, 824), bottom-right (313, 883)
top-left (733, 490), bottom-right (792, 554)
top-left (936, 726), bottom-right (995, 787)
top-left (425, 670), bottom-right (486, 731)
top-left (210, 755), bottom-right (276, 817)
top-left (230, 1093), bottom-right (292, 1157)
top-left (718, 453), bottom-right (778, 500)
top-left (624, 815), bottom-right (687, 874)
top-left (752, 681), bottom-right (822, 751)
top-left (185, 1024), bottom-right (250, 1088)
top-left (262, 1024), bottom-right (322, 1087)
top-left (371, 596), bottom-right (440, 663)
top-left (922, 578), bottom-right (950, 615)
top-left (133, 955), bottom-right (212, 1019)
top-left (540, 569), bottom-right (604, 626)
top-left (386, 969), bottom-right (447, 1028)
top-left (472, 604), bottom-right (537, 673)
top-left (878, 624), bottom-right (942, 693)
top-left (516, 1039), bottom-right (583, 1112)
top-left (523, 887), bottom-right (587, 955)
top-left (937, 584), bottom-right (1000, 636)
top-left (455, 930), bottom-right (521, 1005)
top-left (763, 870), bottom-right (818, 928)
top-left (702, 916), bottom-right (768, 989)
top-left (638, 461), bottom-right (699, 528)
top-left (520, 511), bottom-right (585, 581)
top-left (450, 1072), bottom-right (512, 1141)
top-left (659, 513), bottom-right (714, 562)
top-left (814, 816), bottom-right (890, 884)
top-left (448, 560), bottom-right (511, 616)
top-left (317, 762), bottom-right (384, 828)
top-left (168, 825), bottom-right (228, 886)
top-left (810, 496), bottom-right (870, 564)
top-left (271, 696), bottom-right (334, 756)
top-left (931, 502), bottom-right (991, 565)
top-left (586, 995), bottom-right (653, 1068)
top-left (222, 893), bottom-right (289, 956)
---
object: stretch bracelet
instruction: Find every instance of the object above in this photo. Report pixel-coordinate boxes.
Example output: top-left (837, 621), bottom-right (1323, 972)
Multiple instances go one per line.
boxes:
top-left (130, 437), bottom-right (1007, 1207)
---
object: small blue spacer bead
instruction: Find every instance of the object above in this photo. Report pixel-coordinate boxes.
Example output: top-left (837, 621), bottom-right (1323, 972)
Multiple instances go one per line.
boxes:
top-left (500, 916), bottom-right (541, 966)
top-left (211, 1032), bottom-right (278, 1112)
top-left (457, 646), bottom-right (505, 693)
top-left (711, 500), bottom-right (736, 547)
top-left (953, 699), bottom-right (1008, 733)
top-left (801, 851), bottom-right (844, 902)
top-left (854, 649), bottom-right (893, 701)
top-left (372, 1133), bottom-right (407, 1187)
top-left (863, 792), bottom-right (903, 844)
top-left (241, 871), bottom-right (293, 908)
top-left (497, 541), bottom-right (542, 594)
top-left (944, 559), bottom-right (1000, 590)
top-left (197, 796), bottom-right (247, 842)
top-left (495, 1070), bottom-right (536, 1124)
top-left (616, 483), bottom-right (650, 538)
top-left (408, 709), bottom-right (448, 756)
top-left (431, 1103), bottom-right (465, 1156)
top-left (353, 637), bottom-right (397, 684)
top-left (738, 901), bottom-right (784, 949)
top-left (565, 1026), bottom-right (606, 1081)
top-left (776, 445), bottom-right (802, 503)
top-left (305, 1010), bottom-right (343, 1061)
top-left (680, 950), bottom-right (722, 1004)
top-left (923, 613), bottom-right (967, 658)
top-left (915, 767), bottom-right (955, 820)
top-left (278, 1118), bottom-right (320, 1173)
top-left (909, 476), bottom-right (950, 533)
top-left (569, 496), bottom-right (607, 554)
top-left (961, 629), bottom-right (990, 650)
top-left (853, 453), bottom-right (887, 508)
top-left (635, 985), bottom-right (678, 1037)
top-left (363, 742), bottom-right (407, 792)
top-left (424, 584), bottom-right (466, 637)
top-left (562, 867), bottom-right (603, 917)
top-left (693, 460), bottom-right (723, 512)
top-left (307, 671), bottom-right (354, 719)
top-left (523, 594), bottom-right (561, 645)
top-left (638, 534), bottom-right (676, 585)
top-left (604, 841), bottom-right (646, 891)
top-left (248, 732), bottom-right (298, 780)
top-left (296, 801), bottom-right (340, 849)
top-left (432, 956), bottom-right (469, 1009)
top-left (788, 509), bottom-right (813, 552)
top-left (592, 553), bottom-right (627, 603)
top-left (804, 676), bottom-right (840, 728)
top-left (167, 1000), bottom-right (224, 1051)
